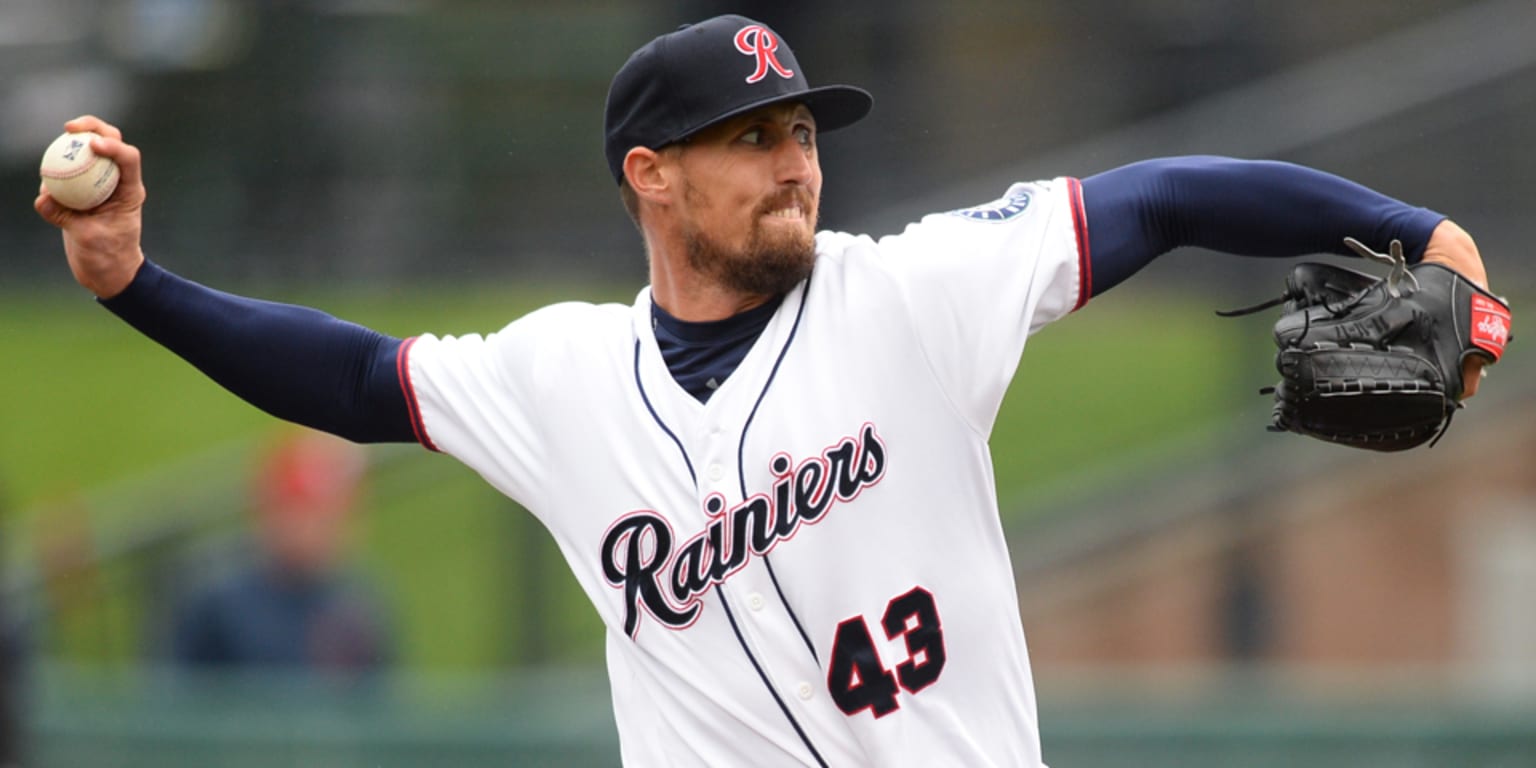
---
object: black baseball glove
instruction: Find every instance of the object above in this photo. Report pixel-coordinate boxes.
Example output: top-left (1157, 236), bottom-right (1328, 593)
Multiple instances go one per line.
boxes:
top-left (1222, 238), bottom-right (1512, 451)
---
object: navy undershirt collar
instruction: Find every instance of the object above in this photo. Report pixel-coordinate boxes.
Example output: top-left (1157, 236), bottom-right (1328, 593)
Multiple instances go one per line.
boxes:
top-left (652, 295), bottom-right (784, 403)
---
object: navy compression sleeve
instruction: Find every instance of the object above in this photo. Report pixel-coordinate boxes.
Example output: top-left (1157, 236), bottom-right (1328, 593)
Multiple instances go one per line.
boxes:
top-left (1080, 155), bottom-right (1447, 296)
top-left (100, 260), bottom-right (417, 444)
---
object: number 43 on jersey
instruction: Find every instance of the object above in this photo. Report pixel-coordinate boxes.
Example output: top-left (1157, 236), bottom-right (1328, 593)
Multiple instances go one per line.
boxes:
top-left (828, 586), bottom-right (947, 717)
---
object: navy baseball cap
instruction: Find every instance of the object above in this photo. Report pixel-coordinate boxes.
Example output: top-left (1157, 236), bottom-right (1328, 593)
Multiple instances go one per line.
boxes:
top-left (604, 15), bottom-right (873, 184)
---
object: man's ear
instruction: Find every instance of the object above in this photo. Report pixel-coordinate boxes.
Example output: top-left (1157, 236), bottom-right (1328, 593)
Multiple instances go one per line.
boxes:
top-left (623, 147), bottom-right (672, 204)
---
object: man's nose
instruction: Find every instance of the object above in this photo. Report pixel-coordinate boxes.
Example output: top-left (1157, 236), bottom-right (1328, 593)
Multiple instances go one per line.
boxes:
top-left (774, 141), bottom-right (816, 186)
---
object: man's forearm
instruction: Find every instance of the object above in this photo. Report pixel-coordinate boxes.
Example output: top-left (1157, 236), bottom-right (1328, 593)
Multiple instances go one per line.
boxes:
top-left (100, 260), bottom-right (417, 444)
top-left (1080, 155), bottom-right (1447, 295)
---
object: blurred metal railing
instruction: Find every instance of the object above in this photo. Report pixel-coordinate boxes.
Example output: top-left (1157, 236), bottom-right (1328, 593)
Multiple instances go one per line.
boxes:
top-left (25, 662), bottom-right (620, 768)
top-left (859, 0), bottom-right (1536, 235)
top-left (17, 661), bottom-right (1536, 768)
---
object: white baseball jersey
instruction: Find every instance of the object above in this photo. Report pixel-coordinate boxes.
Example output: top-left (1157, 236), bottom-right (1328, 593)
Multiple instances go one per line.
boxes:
top-left (401, 177), bottom-right (1089, 766)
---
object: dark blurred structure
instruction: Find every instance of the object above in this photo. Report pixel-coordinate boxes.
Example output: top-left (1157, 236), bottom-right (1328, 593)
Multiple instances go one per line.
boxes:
top-left (162, 429), bottom-right (391, 680)
top-left (0, 613), bottom-right (19, 768)
top-left (0, 482), bottom-right (24, 768)
top-left (0, 610), bottom-right (17, 768)
top-left (0, 623), bottom-right (17, 768)
top-left (3, 1), bottom-right (1531, 294)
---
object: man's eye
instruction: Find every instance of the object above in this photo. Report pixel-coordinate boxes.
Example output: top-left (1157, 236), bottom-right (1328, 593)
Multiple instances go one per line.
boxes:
top-left (740, 129), bottom-right (762, 145)
top-left (795, 127), bottom-right (814, 146)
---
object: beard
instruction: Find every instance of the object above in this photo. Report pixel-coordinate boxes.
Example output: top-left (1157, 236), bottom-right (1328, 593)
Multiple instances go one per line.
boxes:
top-left (681, 186), bottom-right (818, 297)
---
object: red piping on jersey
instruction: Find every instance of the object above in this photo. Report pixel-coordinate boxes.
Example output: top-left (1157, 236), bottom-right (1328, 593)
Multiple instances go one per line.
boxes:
top-left (1067, 177), bottom-right (1091, 310)
top-left (396, 336), bottom-right (439, 452)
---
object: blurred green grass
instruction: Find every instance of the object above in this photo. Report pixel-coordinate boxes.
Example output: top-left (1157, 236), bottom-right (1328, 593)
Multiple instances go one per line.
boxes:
top-left (1, 283), bottom-right (1243, 670)
top-left (0, 282), bottom-right (629, 510)
top-left (0, 283), bottom-right (1242, 510)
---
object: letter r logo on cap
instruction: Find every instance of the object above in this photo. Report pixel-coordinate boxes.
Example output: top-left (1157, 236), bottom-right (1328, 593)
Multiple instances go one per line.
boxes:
top-left (734, 25), bottom-right (794, 83)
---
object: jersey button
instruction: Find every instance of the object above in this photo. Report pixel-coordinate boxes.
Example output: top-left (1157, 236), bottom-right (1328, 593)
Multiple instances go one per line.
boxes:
top-left (707, 463), bottom-right (724, 482)
top-left (748, 593), bottom-right (765, 611)
top-left (796, 682), bottom-right (814, 701)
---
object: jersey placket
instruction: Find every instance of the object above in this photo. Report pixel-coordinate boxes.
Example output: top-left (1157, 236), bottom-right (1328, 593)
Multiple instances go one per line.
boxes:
top-left (702, 422), bottom-right (848, 765)
top-left (705, 427), bottom-right (808, 672)
top-left (631, 284), bottom-right (852, 764)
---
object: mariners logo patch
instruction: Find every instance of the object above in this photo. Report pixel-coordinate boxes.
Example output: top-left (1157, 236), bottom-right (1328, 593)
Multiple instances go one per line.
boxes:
top-left (949, 189), bottom-right (1031, 222)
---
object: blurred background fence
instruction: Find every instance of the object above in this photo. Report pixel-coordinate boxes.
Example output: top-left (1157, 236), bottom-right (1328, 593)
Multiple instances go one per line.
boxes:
top-left (3, 0), bottom-right (1535, 765)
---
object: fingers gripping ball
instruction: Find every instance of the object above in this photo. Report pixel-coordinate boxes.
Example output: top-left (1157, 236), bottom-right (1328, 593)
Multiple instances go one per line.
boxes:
top-left (40, 131), bottom-right (120, 210)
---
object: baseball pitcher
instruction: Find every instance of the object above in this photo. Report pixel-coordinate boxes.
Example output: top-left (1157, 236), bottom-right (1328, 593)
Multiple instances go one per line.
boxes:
top-left (36, 15), bottom-right (1502, 767)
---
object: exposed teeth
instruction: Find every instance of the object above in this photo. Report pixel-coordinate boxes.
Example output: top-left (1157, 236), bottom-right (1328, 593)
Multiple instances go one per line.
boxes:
top-left (769, 206), bottom-right (803, 219)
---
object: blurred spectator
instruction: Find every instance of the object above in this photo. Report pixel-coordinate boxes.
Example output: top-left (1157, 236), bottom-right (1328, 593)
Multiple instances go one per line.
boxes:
top-left (167, 430), bottom-right (392, 680)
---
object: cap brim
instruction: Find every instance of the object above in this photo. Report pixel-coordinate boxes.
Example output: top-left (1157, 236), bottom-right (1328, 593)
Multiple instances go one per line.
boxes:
top-left (797, 85), bottom-right (874, 133)
top-left (665, 84), bottom-right (873, 147)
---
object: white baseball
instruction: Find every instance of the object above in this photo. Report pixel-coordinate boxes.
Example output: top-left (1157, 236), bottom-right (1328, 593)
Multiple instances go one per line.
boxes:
top-left (39, 131), bottom-right (121, 211)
